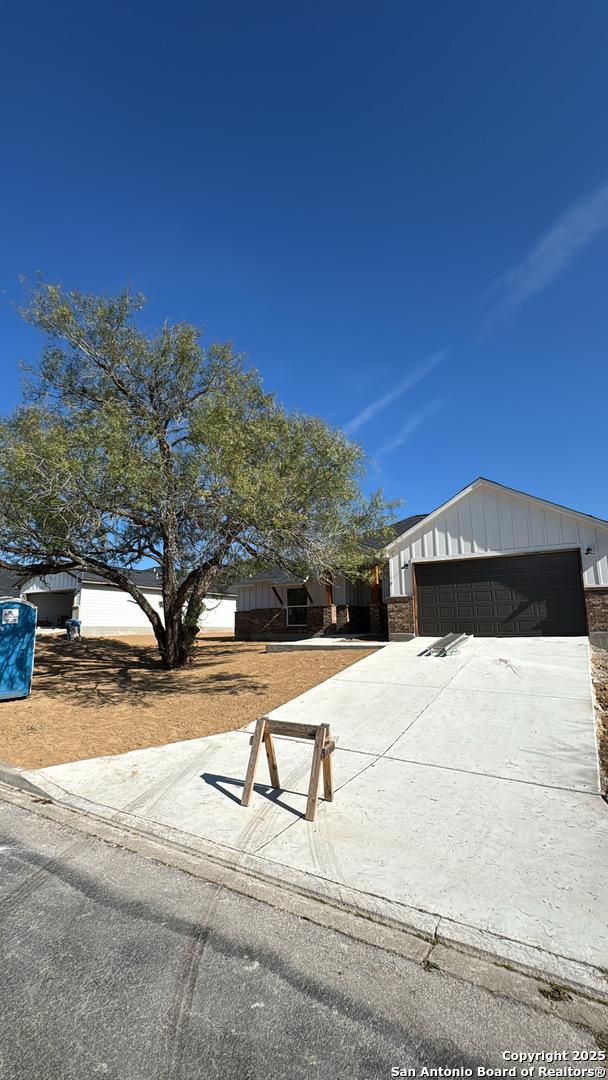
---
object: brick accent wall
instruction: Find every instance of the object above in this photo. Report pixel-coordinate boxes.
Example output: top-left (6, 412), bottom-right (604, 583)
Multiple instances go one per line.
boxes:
top-left (235, 607), bottom-right (287, 641)
top-left (386, 596), bottom-right (415, 640)
top-left (235, 605), bottom-right (337, 641)
top-left (334, 603), bottom-right (370, 634)
top-left (346, 605), bottom-right (371, 633)
top-left (584, 588), bottom-right (608, 633)
top-left (306, 605), bottom-right (337, 635)
top-left (369, 600), bottom-right (388, 640)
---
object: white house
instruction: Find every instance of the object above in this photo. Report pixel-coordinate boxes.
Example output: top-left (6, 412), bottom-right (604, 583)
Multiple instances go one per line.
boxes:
top-left (19, 568), bottom-right (236, 636)
top-left (234, 478), bottom-right (608, 643)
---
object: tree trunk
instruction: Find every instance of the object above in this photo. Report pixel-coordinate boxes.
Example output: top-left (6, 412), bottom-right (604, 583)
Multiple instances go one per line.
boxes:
top-left (156, 609), bottom-right (199, 670)
top-left (154, 564), bottom-right (221, 669)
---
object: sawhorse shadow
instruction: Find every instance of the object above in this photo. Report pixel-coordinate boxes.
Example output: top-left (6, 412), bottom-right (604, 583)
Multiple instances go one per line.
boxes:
top-left (200, 772), bottom-right (304, 819)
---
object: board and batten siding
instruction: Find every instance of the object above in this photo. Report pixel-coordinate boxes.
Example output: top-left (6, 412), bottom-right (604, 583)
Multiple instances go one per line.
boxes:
top-left (236, 575), bottom-right (371, 611)
top-left (237, 580), bottom-right (327, 611)
top-left (389, 482), bottom-right (608, 596)
top-left (22, 572), bottom-right (80, 593)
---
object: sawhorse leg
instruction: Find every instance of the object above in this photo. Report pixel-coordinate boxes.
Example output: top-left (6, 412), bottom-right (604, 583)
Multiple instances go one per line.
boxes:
top-left (241, 717), bottom-right (281, 806)
top-left (322, 734), bottom-right (334, 803)
top-left (241, 717), bottom-right (266, 806)
top-left (263, 725), bottom-right (280, 789)
top-left (305, 724), bottom-right (332, 822)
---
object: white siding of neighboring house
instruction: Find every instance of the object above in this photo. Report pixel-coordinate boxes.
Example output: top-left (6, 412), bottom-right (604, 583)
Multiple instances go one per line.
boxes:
top-left (388, 481), bottom-right (608, 596)
top-left (22, 572), bottom-right (236, 634)
top-left (199, 594), bottom-right (236, 629)
top-left (78, 584), bottom-right (164, 633)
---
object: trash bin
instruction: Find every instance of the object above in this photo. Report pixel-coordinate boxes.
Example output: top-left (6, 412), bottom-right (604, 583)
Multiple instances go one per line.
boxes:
top-left (0, 598), bottom-right (37, 701)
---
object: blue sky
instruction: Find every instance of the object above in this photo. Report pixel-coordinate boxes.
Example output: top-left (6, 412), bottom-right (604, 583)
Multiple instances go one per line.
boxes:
top-left (1, 1), bottom-right (607, 519)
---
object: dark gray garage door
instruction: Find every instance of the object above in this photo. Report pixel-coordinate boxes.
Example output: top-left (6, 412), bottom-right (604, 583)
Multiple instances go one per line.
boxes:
top-left (416, 551), bottom-right (586, 637)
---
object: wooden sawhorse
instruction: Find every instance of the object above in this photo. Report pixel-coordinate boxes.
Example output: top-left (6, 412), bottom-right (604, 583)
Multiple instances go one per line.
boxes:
top-left (241, 718), bottom-right (335, 822)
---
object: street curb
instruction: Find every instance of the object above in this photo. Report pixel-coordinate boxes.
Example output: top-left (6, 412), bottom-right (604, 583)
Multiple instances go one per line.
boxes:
top-left (0, 761), bottom-right (55, 800)
top-left (2, 765), bottom-right (608, 1009)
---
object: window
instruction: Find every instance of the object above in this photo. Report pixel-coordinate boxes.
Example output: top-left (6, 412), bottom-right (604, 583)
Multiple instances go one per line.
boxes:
top-left (286, 586), bottom-right (308, 626)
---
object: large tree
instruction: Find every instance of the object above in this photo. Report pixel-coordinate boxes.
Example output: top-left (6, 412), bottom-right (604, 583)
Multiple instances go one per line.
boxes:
top-left (0, 282), bottom-right (392, 668)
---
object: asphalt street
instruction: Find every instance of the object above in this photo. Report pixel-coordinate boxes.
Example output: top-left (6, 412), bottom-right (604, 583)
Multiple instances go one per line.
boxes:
top-left (0, 799), bottom-right (602, 1080)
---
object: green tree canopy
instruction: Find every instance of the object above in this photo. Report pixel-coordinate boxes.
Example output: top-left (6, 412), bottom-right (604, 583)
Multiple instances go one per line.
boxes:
top-left (0, 282), bottom-right (393, 667)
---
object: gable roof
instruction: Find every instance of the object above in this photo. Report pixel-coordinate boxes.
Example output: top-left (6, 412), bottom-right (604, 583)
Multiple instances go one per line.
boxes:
top-left (384, 477), bottom-right (608, 553)
top-left (384, 514), bottom-right (428, 543)
top-left (81, 568), bottom-right (162, 589)
top-left (234, 568), bottom-right (303, 587)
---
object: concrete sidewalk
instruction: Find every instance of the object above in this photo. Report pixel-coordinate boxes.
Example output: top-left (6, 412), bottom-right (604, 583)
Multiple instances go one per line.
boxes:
top-left (21, 636), bottom-right (608, 998)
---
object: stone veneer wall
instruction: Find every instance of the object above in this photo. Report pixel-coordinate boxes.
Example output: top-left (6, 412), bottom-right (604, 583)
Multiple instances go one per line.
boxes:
top-left (584, 588), bottom-right (608, 633)
top-left (386, 596), bottom-right (415, 641)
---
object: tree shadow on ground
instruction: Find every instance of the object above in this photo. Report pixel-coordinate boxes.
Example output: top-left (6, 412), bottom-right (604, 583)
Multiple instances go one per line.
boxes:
top-left (28, 636), bottom-right (269, 709)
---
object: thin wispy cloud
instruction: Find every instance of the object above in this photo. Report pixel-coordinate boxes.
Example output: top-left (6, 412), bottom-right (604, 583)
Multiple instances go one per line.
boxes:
top-left (482, 180), bottom-right (608, 327)
top-left (343, 349), bottom-right (447, 435)
top-left (375, 398), bottom-right (445, 457)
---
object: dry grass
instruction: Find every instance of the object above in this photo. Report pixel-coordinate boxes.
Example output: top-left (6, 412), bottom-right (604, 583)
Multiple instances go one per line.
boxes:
top-left (591, 646), bottom-right (608, 792)
top-left (0, 634), bottom-right (374, 770)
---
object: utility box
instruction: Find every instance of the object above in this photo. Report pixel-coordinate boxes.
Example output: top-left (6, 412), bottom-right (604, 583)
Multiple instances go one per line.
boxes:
top-left (0, 598), bottom-right (37, 701)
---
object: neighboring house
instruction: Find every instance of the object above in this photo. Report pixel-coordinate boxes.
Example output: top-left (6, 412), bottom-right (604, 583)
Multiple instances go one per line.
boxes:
top-left (235, 478), bottom-right (608, 642)
top-left (0, 568), bottom-right (21, 598)
top-left (19, 568), bottom-right (236, 635)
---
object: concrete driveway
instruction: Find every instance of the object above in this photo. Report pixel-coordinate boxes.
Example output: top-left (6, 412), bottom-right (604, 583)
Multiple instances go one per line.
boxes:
top-left (22, 636), bottom-right (608, 996)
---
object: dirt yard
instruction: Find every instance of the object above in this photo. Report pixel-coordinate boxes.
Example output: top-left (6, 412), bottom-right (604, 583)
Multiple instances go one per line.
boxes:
top-left (591, 646), bottom-right (608, 792)
top-left (0, 635), bottom-right (374, 770)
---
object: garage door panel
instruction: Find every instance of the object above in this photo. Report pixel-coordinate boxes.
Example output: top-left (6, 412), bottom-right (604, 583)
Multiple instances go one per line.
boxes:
top-left (416, 552), bottom-right (586, 637)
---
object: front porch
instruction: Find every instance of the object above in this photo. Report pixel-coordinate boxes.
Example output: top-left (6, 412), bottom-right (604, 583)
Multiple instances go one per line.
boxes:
top-left (235, 600), bottom-right (387, 641)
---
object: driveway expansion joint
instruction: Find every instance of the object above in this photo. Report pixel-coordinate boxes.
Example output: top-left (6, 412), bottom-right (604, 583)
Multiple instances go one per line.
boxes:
top-left (380, 753), bottom-right (604, 796)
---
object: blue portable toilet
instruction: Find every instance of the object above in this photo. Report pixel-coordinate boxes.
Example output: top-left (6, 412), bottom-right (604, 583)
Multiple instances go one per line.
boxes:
top-left (0, 598), bottom-right (37, 701)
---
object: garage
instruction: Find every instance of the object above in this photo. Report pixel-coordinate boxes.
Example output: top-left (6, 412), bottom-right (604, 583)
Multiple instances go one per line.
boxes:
top-left (25, 589), bottom-right (75, 629)
top-left (385, 479), bottom-right (608, 643)
top-left (415, 550), bottom-right (587, 637)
